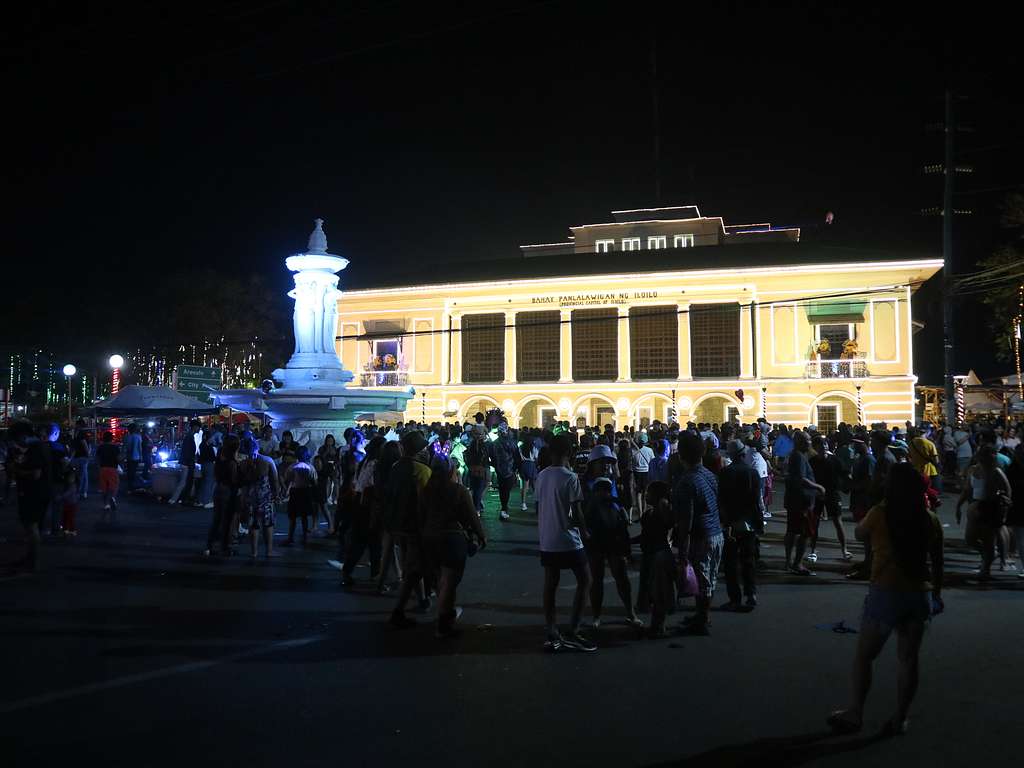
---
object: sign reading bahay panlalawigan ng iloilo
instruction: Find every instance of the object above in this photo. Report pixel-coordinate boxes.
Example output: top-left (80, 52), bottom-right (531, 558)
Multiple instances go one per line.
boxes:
top-left (530, 290), bottom-right (660, 307)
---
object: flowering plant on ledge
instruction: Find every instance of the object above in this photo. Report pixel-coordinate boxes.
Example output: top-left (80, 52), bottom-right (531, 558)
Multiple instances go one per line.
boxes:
top-left (841, 339), bottom-right (859, 359)
top-left (364, 355), bottom-right (399, 372)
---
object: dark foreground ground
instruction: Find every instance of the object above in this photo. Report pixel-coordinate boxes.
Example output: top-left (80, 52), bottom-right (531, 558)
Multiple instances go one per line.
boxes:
top-left (0, 480), bottom-right (1019, 768)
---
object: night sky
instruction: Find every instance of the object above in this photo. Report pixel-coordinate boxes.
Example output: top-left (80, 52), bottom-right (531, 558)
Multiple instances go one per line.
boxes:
top-left (4, 1), bottom-right (1022, 381)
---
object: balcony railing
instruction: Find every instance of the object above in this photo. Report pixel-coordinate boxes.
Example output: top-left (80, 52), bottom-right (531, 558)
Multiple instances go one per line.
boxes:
top-left (805, 358), bottom-right (868, 379)
top-left (359, 371), bottom-right (411, 387)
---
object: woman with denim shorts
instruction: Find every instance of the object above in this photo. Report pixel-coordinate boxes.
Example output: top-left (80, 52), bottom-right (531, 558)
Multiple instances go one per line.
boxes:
top-left (828, 462), bottom-right (945, 736)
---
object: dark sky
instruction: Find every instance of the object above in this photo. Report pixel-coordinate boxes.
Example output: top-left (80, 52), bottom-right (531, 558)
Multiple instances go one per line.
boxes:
top-left (4, 1), bottom-right (1022, 381)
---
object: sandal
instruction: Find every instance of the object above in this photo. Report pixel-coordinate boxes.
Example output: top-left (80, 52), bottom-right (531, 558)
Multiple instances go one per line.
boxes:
top-left (826, 710), bottom-right (862, 734)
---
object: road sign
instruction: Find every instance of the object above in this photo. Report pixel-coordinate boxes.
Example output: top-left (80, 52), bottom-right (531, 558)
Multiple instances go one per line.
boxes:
top-left (175, 365), bottom-right (222, 403)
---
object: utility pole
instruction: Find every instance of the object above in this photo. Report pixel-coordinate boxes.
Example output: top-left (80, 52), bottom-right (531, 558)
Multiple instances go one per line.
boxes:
top-left (942, 89), bottom-right (956, 425)
top-left (651, 33), bottom-right (660, 205)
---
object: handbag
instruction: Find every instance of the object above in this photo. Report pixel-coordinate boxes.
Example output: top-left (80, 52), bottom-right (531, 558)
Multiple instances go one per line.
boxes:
top-left (678, 561), bottom-right (699, 597)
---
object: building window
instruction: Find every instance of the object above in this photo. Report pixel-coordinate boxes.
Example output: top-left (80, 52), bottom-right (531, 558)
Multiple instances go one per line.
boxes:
top-left (629, 305), bottom-right (678, 380)
top-left (673, 234), bottom-right (695, 248)
top-left (815, 323), bottom-right (855, 358)
top-left (647, 235), bottom-right (667, 250)
top-left (621, 237), bottom-right (641, 251)
top-left (595, 239), bottom-right (615, 253)
top-left (689, 303), bottom-right (741, 378)
top-left (572, 307), bottom-right (618, 380)
top-left (373, 339), bottom-right (398, 361)
top-left (516, 311), bottom-right (560, 382)
top-left (462, 313), bottom-right (505, 383)
top-left (816, 404), bottom-right (839, 433)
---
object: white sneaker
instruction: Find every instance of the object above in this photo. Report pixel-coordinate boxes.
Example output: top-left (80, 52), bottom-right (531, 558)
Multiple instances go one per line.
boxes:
top-left (499, 510), bottom-right (510, 521)
top-left (520, 503), bottom-right (528, 512)
top-left (806, 552), bottom-right (818, 563)
top-left (103, 505), bottom-right (111, 511)
top-left (203, 502), bottom-right (214, 509)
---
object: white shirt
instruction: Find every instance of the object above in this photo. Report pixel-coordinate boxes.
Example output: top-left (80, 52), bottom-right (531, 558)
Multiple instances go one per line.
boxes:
top-left (745, 449), bottom-right (769, 479)
top-left (632, 445), bottom-right (655, 472)
top-left (954, 430), bottom-right (972, 459)
top-left (1004, 436), bottom-right (1021, 450)
top-left (535, 465), bottom-right (584, 553)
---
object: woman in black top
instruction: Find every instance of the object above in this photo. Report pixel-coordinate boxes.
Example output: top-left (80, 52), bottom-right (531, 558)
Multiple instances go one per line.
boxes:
top-left (315, 434), bottom-right (341, 535)
top-left (206, 434), bottom-right (240, 556)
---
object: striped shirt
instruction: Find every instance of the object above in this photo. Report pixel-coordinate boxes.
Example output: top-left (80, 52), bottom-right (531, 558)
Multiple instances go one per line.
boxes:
top-left (672, 465), bottom-right (722, 537)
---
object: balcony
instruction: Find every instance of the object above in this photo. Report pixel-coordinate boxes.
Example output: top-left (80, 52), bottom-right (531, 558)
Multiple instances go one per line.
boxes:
top-left (805, 358), bottom-right (868, 379)
top-left (359, 371), bottom-right (411, 387)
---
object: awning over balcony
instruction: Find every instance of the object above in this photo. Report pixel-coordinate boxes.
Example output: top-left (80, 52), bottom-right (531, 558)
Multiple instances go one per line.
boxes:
top-left (362, 319), bottom-right (408, 338)
top-left (806, 299), bottom-right (867, 324)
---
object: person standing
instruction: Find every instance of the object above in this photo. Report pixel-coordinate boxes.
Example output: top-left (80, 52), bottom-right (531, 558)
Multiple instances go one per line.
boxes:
top-left (489, 420), bottom-right (520, 521)
top-left (96, 431), bottom-right (121, 524)
top-left (258, 425), bottom-right (280, 465)
top-left (42, 424), bottom-right (67, 536)
top-left (420, 457), bottom-right (488, 638)
top-left (197, 428), bottom-right (217, 509)
top-left (205, 434), bottom-right (240, 556)
top-left (518, 431), bottom-right (539, 513)
top-left (72, 430), bottom-right (91, 500)
top-left (282, 445), bottom-right (317, 547)
top-left (314, 434), bottom-right (341, 535)
top-left (630, 433), bottom-right (655, 523)
top-left (239, 435), bottom-right (279, 559)
top-left (808, 434), bottom-right (853, 563)
top-left (828, 463), bottom-right (945, 736)
top-left (140, 427), bottom-right (154, 481)
top-left (386, 431), bottom-right (433, 628)
top-left (169, 421), bottom-right (200, 505)
top-left (341, 437), bottom-right (384, 585)
top-left (123, 423), bottom-right (142, 491)
top-left (783, 430), bottom-right (824, 575)
top-left (672, 431), bottom-right (725, 635)
top-left (719, 439), bottom-right (762, 610)
top-left (464, 431), bottom-right (490, 516)
top-left (7, 423), bottom-right (51, 573)
top-left (536, 433), bottom-right (595, 652)
top-left (956, 445), bottom-right (1011, 579)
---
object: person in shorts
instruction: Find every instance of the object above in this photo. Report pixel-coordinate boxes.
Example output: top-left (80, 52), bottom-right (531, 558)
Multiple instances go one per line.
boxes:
top-left (8, 422), bottom-right (50, 573)
top-left (96, 431), bottom-right (121, 524)
top-left (783, 430), bottom-right (824, 575)
top-left (828, 463), bottom-right (944, 736)
top-left (536, 433), bottom-right (595, 652)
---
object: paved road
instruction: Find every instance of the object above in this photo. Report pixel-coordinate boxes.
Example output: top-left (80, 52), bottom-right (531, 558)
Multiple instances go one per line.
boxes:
top-left (0, 481), bottom-right (1019, 767)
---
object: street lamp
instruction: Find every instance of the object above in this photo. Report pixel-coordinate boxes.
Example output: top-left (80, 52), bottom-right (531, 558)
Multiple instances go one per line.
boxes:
top-left (109, 354), bottom-right (125, 433)
top-left (62, 364), bottom-right (76, 425)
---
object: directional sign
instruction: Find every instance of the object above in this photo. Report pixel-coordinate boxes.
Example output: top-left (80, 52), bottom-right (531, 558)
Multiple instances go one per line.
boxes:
top-left (175, 365), bottom-right (222, 403)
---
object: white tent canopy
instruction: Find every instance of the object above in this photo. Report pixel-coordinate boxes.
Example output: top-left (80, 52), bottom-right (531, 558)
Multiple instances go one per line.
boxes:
top-left (93, 385), bottom-right (219, 416)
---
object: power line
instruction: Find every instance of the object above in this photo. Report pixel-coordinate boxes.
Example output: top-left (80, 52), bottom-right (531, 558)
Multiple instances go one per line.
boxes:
top-left (335, 282), bottom-right (925, 343)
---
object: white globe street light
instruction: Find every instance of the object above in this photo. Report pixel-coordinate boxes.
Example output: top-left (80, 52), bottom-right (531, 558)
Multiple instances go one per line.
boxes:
top-left (108, 354), bottom-right (125, 369)
top-left (62, 364), bottom-right (77, 423)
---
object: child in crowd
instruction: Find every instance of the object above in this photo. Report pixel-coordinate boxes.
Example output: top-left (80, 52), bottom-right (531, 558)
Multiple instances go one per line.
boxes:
top-left (633, 480), bottom-right (676, 637)
top-left (282, 446), bottom-right (317, 545)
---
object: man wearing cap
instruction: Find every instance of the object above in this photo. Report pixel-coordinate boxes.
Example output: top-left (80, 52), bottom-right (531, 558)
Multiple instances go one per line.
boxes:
top-left (719, 439), bottom-right (763, 609)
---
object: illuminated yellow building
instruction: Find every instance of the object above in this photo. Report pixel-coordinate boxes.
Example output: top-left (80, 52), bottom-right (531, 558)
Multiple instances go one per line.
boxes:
top-left (336, 206), bottom-right (942, 430)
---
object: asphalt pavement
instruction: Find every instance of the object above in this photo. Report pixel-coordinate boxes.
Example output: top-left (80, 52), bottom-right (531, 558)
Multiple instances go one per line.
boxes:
top-left (0, 479), bottom-right (1019, 768)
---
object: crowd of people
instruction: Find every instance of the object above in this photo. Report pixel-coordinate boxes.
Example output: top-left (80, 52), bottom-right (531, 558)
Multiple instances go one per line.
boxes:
top-left (3, 411), bottom-right (1024, 731)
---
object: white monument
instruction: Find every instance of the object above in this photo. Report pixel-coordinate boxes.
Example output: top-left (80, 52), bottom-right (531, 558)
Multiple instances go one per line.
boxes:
top-left (215, 219), bottom-right (414, 448)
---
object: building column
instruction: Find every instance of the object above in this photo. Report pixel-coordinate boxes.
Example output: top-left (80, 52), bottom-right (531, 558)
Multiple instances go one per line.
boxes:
top-left (677, 302), bottom-right (691, 379)
top-left (617, 307), bottom-right (631, 382)
top-left (450, 313), bottom-right (462, 385)
top-left (740, 301), bottom-right (754, 379)
top-left (504, 310), bottom-right (517, 384)
top-left (559, 309), bottom-right (573, 383)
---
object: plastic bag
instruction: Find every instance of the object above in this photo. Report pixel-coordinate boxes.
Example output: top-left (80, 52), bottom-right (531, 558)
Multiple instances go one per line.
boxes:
top-left (678, 561), bottom-right (699, 598)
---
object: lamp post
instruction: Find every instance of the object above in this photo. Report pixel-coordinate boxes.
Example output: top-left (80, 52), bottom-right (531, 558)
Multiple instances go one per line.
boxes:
top-left (109, 354), bottom-right (124, 433)
top-left (62, 364), bottom-right (76, 425)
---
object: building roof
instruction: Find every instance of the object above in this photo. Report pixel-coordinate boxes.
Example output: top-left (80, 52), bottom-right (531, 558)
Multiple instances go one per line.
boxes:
top-left (340, 242), bottom-right (942, 294)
